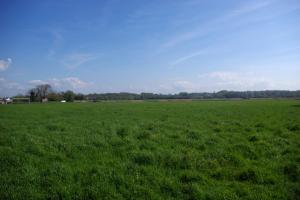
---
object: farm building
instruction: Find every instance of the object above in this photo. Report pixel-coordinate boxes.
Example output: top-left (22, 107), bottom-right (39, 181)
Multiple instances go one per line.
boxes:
top-left (1, 98), bottom-right (13, 104)
top-left (42, 98), bottom-right (48, 103)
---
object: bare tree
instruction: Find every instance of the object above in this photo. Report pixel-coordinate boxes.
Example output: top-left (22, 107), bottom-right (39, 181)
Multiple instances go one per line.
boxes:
top-left (28, 88), bottom-right (38, 102)
top-left (36, 84), bottom-right (52, 101)
top-left (28, 84), bottom-right (52, 102)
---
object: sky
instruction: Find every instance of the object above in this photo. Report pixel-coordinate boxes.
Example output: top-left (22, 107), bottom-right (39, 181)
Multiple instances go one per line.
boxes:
top-left (0, 0), bottom-right (300, 96)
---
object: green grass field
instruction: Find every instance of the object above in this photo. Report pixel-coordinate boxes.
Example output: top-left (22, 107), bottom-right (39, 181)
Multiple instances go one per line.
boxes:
top-left (1, 100), bottom-right (300, 199)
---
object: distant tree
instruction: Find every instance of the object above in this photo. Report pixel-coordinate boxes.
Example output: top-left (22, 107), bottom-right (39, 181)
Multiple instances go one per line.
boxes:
top-left (36, 84), bottom-right (52, 102)
top-left (14, 94), bottom-right (26, 98)
top-left (28, 88), bottom-right (38, 102)
top-left (179, 92), bottom-right (189, 99)
top-left (63, 90), bottom-right (75, 102)
top-left (141, 93), bottom-right (155, 99)
top-left (48, 92), bottom-right (63, 101)
top-left (74, 93), bottom-right (85, 101)
top-left (25, 89), bottom-right (300, 102)
top-left (28, 84), bottom-right (52, 102)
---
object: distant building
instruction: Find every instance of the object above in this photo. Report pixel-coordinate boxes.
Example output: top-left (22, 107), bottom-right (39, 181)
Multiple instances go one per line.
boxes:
top-left (1, 97), bottom-right (13, 104)
top-left (42, 98), bottom-right (48, 103)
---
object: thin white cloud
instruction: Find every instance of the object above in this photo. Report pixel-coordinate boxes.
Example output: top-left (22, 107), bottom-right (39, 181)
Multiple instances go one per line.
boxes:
top-left (62, 53), bottom-right (97, 69)
top-left (29, 80), bottom-right (49, 85)
top-left (230, 1), bottom-right (271, 17)
top-left (198, 71), bottom-right (276, 90)
top-left (52, 77), bottom-right (90, 90)
top-left (172, 80), bottom-right (196, 92)
top-left (160, 29), bottom-right (209, 50)
top-left (0, 58), bottom-right (12, 71)
top-left (170, 50), bottom-right (206, 66)
top-left (158, 80), bottom-right (197, 93)
top-left (47, 30), bottom-right (64, 58)
top-left (158, 69), bottom-right (300, 93)
top-left (0, 77), bottom-right (20, 89)
top-left (29, 77), bottom-right (90, 91)
top-left (0, 77), bottom-right (25, 96)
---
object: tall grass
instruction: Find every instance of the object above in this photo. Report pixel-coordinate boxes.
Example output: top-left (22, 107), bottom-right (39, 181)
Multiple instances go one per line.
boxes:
top-left (1, 100), bottom-right (299, 199)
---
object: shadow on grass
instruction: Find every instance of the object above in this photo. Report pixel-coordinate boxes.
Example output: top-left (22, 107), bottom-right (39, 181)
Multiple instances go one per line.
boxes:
top-left (291, 104), bottom-right (300, 108)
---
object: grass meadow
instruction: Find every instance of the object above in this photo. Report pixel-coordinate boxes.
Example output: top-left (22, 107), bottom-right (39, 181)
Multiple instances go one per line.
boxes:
top-left (1, 100), bottom-right (300, 199)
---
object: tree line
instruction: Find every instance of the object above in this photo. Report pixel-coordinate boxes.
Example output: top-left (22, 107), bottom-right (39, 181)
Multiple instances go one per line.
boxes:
top-left (26, 84), bottom-right (84, 102)
top-left (86, 90), bottom-right (300, 100)
top-left (12, 84), bottom-right (300, 102)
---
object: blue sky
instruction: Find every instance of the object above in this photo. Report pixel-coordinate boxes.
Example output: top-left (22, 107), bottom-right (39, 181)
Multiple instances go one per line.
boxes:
top-left (0, 0), bottom-right (299, 96)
